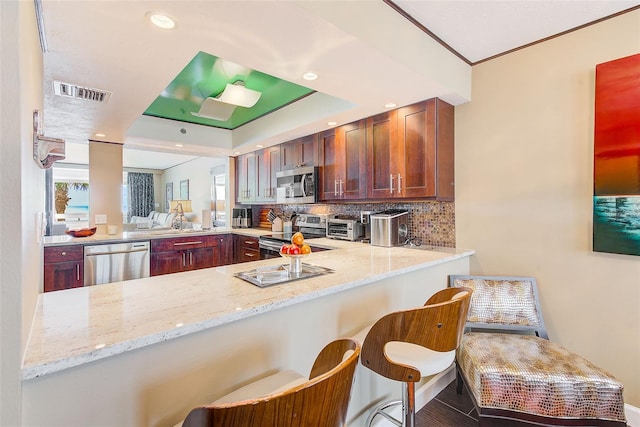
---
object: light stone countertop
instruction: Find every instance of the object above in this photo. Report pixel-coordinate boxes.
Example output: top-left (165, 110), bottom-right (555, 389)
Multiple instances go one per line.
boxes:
top-left (26, 239), bottom-right (474, 380)
top-left (42, 227), bottom-right (272, 246)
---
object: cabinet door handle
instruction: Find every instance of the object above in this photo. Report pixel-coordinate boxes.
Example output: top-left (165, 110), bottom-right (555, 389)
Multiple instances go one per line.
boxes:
top-left (189, 252), bottom-right (193, 265)
top-left (173, 241), bottom-right (203, 246)
top-left (339, 179), bottom-right (343, 196)
top-left (76, 264), bottom-right (80, 281)
top-left (182, 253), bottom-right (186, 266)
top-left (390, 174), bottom-right (394, 194)
top-left (246, 252), bottom-right (257, 258)
top-left (334, 179), bottom-right (338, 196)
top-left (244, 240), bottom-right (256, 245)
top-left (398, 173), bottom-right (402, 193)
top-left (61, 251), bottom-right (67, 256)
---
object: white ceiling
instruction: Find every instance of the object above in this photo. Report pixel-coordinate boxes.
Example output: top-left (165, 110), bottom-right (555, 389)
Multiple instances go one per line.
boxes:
top-left (39, 0), bottom-right (639, 170)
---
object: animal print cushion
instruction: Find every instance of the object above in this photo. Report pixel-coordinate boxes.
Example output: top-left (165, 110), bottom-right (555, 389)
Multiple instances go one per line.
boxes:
top-left (457, 333), bottom-right (626, 422)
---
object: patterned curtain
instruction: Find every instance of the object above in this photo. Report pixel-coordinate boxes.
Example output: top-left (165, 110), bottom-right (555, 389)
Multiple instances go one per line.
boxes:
top-left (127, 172), bottom-right (155, 221)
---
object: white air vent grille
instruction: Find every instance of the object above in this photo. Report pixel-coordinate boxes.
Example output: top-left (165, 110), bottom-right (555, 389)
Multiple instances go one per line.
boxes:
top-left (53, 80), bottom-right (112, 103)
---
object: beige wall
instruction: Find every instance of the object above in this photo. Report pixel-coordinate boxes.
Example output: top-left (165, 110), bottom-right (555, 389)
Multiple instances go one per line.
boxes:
top-left (89, 141), bottom-right (123, 234)
top-left (455, 10), bottom-right (640, 406)
top-left (1, 1), bottom-right (44, 424)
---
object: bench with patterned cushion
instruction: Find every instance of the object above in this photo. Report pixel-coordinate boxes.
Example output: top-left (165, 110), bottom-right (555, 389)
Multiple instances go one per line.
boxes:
top-left (450, 275), bottom-right (626, 427)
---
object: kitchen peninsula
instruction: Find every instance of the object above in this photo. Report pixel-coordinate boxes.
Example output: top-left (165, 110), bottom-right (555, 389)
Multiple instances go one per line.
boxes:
top-left (25, 234), bottom-right (473, 426)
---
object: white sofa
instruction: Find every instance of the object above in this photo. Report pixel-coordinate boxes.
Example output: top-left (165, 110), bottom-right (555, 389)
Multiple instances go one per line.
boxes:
top-left (129, 211), bottom-right (179, 229)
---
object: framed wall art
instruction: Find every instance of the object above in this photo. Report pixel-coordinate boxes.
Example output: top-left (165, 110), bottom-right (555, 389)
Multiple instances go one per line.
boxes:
top-left (593, 53), bottom-right (640, 256)
top-left (180, 179), bottom-right (189, 200)
top-left (165, 182), bottom-right (173, 210)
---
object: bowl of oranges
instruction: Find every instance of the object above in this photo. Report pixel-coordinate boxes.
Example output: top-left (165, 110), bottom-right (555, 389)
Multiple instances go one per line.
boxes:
top-left (280, 232), bottom-right (312, 273)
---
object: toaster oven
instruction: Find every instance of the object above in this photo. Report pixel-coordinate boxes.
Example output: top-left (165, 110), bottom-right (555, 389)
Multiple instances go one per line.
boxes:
top-left (326, 217), bottom-right (363, 241)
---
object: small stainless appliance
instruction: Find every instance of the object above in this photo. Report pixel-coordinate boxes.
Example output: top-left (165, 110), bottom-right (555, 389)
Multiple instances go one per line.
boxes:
top-left (370, 210), bottom-right (409, 247)
top-left (232, 208), bottom-right (252, 228)
top-left (275, 166), bottom-right (318, 204)
top-left (326, 216), bottom-right (363, 241)
top-left (359, 210), bottom-right (378, 243)
top-left (84, 241), bottom-right (150, 286)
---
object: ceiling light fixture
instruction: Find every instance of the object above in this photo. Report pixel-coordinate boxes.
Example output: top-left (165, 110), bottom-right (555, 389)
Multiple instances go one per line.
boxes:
top-left (146, 11), bottom-right (176, 29)
top-left (192, 81), bottom-right (261, 121)
top-left (303, 72), bottom-right (318, 81)
top-left (256, 144), bottom-right (264, 148)
top-left (385, 103), bottom-right (397, 108)
top-left (175, 144), bottom-right (183, 147)
top-left (327, 121), bottom-right (337, 126)
top-left (95, 133), bottom-right (106, 138)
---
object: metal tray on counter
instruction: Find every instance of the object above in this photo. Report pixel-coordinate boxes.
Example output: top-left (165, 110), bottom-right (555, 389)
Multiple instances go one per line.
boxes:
top-left (234, 263), bottom-right (334, 288)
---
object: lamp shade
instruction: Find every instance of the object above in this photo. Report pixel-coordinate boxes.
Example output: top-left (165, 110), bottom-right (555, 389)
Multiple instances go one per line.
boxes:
top-left (170, 200), bottom-right (192, 213)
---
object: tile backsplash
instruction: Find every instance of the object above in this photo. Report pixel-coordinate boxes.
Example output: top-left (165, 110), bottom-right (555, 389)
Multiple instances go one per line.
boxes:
top-left (253, 201), bottom-right (455, 247)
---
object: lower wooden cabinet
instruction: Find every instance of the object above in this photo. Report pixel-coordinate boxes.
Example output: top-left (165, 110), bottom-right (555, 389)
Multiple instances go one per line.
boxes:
top-left (215, 234), bottom-right (234, 266)
top-left (151, 235), bottom-right (218, 276)
top-left (234, 235), bottom-right (260, 263)
top-left (44, 245), bottom-right (84, 292)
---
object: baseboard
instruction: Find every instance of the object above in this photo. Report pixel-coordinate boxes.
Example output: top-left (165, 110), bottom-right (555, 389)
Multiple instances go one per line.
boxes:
top-left (626, 403), bottom-right (640, 427)
top-left (371, 365), bottom-right (455, 426)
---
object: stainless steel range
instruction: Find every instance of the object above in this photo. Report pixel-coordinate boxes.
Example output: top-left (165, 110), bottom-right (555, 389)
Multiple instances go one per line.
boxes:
top-left (258, 213), bottom-right (329, 259)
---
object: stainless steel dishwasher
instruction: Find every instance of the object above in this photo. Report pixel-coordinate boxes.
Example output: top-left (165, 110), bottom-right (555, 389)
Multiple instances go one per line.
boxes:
top-left (84, 241), bottom-right (150, 286)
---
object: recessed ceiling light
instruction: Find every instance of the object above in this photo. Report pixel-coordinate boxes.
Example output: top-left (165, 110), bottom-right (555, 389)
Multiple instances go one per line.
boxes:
top-left (234, 151), bottom-right (241, 155)
top-left (175, 144), bottom-right (183, 148)
top-left (303, 72), bottom-right (318, 81)
top-left (328, 121), bottom-right (337, 126)
top-left (385, 103), bottom-right (397, 108)
top-left (95, 133), bottom-right (106, 138)
top-left (146, 11), bottom-right (176, 29)
top-left (256, 144), bottom-right (264, 148)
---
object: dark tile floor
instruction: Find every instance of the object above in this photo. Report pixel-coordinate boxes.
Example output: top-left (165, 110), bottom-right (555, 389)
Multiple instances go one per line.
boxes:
top-left (415, 380), bottom-right (630, 427)
top-left (415, 380), bottom-right (479, 426)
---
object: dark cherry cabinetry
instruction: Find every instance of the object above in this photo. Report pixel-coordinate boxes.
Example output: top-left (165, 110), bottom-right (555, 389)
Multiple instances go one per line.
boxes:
top-left (256, 146), bottom-right (280, 203)
top-left (235, 97), bottom-right (453, 203)
top-left (234, 235), bottom-right (260, 263)
top-left (366, 98), bottom-right (455, 200)
top-left (151, 235), bottom-right (220, 276)
top-left (215, 234), bottom-right (234, 266)
top-left (44, 245), bottom-right (84, 292)
top-left (236, 152), bottom-right (256, 204)
top-left (237, 147), bottom-right (280, 204)
top-left (319, 121), bottom-right (367, 201)
top-left (280, 134), bottom-right (317, 171)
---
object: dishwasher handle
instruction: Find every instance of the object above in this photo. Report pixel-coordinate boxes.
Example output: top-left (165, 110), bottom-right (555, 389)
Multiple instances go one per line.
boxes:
top-left (85, 247), bottom-right (149, 257)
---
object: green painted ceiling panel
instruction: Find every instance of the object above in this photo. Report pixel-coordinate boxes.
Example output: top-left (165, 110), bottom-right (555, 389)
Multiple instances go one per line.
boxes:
top-left (144, 51), bottom-right (315, 130)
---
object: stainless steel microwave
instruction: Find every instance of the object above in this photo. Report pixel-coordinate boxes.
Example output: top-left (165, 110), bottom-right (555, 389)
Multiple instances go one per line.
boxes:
top-left (276, 166), bottom-right (318, 204)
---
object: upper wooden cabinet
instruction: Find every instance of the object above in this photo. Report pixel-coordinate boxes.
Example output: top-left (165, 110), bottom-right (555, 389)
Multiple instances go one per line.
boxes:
top-left (237, 97), bottom-right (454, 203)
top-left (319, 121), bottom-right (367, 201)
top-left (367, 98), bottom-right (454, 200)
top-left (280, 134), bottom-right (317, 171)
top-left (255, 146), bottom-right (280, 203)
top-left (236, 152), bottom-right (256, 204)
top-left (237, 147), bottom-right (280, 204)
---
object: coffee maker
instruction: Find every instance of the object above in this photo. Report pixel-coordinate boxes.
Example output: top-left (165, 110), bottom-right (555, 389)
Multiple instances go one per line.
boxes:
top-left (232, 208), bottom-right (252, 228)
top-left (360, 210), bottom-right (377, 243)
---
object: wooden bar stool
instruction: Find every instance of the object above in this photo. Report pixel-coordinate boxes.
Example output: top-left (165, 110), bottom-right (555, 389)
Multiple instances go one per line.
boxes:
top-left (354, 287), bottom-right (472, 427)
top-left (177, 338), bottom-right (360, 427)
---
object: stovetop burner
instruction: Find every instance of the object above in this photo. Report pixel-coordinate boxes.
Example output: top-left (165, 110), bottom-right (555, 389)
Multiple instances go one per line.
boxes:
top-left (261, 232), bottom-right (324, 243)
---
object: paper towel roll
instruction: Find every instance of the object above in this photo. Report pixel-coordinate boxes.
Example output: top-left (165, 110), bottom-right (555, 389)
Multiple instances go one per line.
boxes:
top-left (202, 209), bottom-right (212, 229)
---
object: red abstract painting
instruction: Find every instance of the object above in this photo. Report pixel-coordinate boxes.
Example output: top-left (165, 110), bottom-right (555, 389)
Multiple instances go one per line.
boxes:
top-left (593, 53), bottom-right (640, 256)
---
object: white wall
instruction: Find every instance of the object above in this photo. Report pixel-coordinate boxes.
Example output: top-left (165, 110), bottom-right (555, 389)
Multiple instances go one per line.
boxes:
top-left (455, 10), bottom-right (640, 406)
top-left (1, 0), bottom-right (44, 424)
top-left (163, 157), bottom-right (226, 223)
